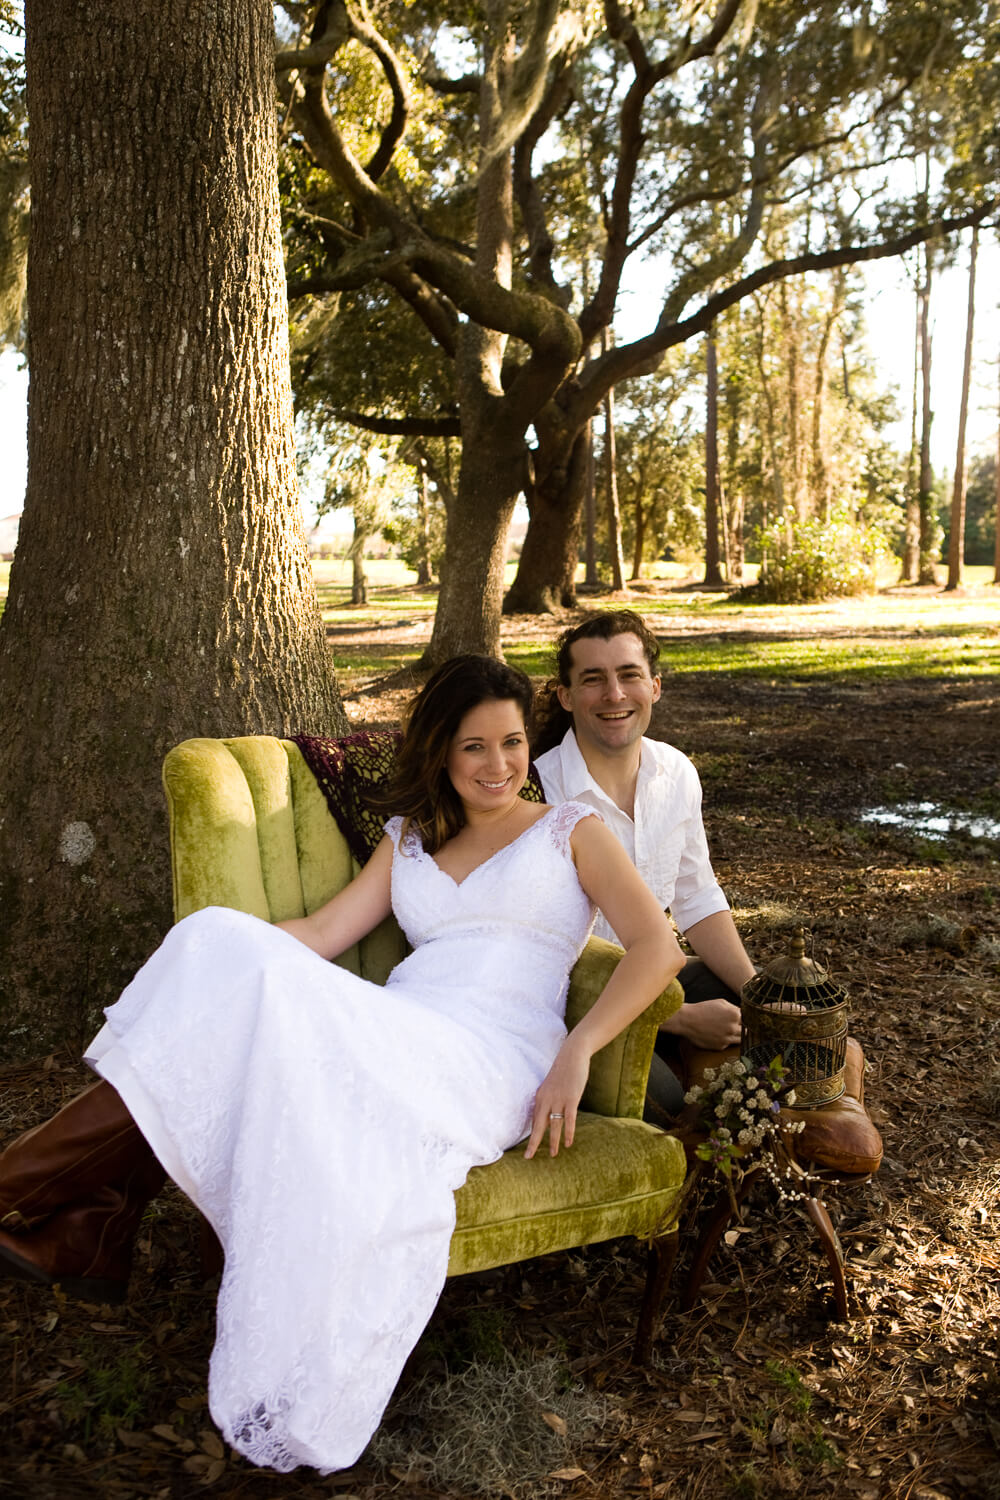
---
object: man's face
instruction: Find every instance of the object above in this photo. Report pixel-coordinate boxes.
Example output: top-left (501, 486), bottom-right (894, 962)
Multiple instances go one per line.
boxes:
top-left (556, 633), bottom-right (661, 757)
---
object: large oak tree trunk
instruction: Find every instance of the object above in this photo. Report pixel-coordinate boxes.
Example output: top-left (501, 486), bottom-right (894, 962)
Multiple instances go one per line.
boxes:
top-left (0, 0), bottom-right (347, 1060)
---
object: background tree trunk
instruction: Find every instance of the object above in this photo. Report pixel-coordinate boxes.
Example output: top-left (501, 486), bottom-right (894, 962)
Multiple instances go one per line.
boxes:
top-left (416, 470), bottom-right (433, 586)
top-left (704, 326), bottom-right (724, 585)
top-left (349, 514), bottom-right (369, 604)
top-left (917, 241), bottom-right (938, 583)
top-left (583, 418), bottom-right (598, 587)
top-left (0, 0), bottom-right (346, 1060)
top-left (503, 433), bottom-right (586, 614)
top-left (946, 226), bottom-right (978, 591)
top-left (421, 402), bottom-right (523, 658)
top-left (901, 268), bottom-right (921, 581)
top-left (603, 384), bottom-right (626, 591)
top-left (995, 367), bottom-right (1000, 586)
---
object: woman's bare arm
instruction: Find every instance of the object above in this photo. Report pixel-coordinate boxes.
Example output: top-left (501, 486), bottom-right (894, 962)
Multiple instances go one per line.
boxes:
top-left (525, 816), bottom-right (684, 1158)
top-left (276, 835), bottom-right (394, 961)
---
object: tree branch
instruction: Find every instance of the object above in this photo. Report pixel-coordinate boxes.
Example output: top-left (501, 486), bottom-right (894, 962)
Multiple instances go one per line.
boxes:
top-left (513, 65), bottom-right (573, 305)
top-left (583, 199), bottom-right (1000, 417)
top-left (331, 408), bottom-right (462, 438)
top-left (423, 72), bottom-right (481, 94)
top-left (348, 0), bottom-right (410, 183)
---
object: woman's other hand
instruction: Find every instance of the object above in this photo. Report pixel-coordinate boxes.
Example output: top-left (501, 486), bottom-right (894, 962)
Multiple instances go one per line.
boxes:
top-left (524, 1036), bottom-right (591, 1159)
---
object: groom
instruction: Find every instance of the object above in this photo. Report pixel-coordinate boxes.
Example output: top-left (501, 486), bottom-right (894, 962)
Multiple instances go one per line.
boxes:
top-left (533, 610), bottom-right (755, 1115)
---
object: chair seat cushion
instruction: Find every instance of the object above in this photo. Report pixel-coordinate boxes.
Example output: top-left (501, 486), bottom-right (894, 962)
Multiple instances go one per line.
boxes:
top-left (448, 1113), bottom-right (687, 1276)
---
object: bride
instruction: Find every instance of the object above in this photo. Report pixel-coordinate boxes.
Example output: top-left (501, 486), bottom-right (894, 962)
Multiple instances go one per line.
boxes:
top-left (0, 654), bottom-right (683, 1472)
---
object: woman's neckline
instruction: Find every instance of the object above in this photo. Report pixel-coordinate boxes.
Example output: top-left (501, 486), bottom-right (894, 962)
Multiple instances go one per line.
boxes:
top-left (424, 803), bottom-right (557, 889)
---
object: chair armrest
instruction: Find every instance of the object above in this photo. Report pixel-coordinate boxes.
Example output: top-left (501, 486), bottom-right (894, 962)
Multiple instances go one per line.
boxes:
top-left (566, 936), bottom-right (684, 1119)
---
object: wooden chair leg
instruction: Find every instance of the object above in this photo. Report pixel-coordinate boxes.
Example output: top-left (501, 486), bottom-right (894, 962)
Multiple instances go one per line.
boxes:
top-left (801, 1193), bottom-right (849, 1320)
top-left (679, 1168), bottom-right (763, 1312)
top-left (633, 1231), bottom-right (680, 1365)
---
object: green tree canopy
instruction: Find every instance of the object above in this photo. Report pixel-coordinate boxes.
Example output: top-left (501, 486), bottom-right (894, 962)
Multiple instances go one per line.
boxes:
top-left (284, 2), bottom-right (997, 648)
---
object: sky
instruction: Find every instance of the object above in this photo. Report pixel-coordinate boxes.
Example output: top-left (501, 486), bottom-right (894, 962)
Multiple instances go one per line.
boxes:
top-left (1, 236), bottom-right (998, 529)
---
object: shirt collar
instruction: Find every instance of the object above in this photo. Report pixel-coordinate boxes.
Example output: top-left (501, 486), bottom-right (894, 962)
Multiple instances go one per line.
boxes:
top-left (557, 727), bottom-right (664, 803)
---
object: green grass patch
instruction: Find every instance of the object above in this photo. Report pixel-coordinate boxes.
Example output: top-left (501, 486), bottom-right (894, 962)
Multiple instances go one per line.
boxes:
top-left (653, 630), bottom-right (1000, 679)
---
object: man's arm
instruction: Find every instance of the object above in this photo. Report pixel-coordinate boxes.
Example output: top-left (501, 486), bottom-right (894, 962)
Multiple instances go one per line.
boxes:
top-left (683, 910), bottom-right (756, 994)
top-left (658, 910), bottom-right (755, 1049)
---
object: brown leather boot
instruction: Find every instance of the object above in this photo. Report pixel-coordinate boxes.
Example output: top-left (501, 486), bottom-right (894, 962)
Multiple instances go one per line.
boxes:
top-left (0, 1149), bottom-right (166, 1303)
top-left (0, 1080), bottom-right (152, 1231)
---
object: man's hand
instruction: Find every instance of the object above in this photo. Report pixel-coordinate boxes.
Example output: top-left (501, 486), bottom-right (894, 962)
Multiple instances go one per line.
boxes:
top-left (661, 997), bottom-right (742, 1050)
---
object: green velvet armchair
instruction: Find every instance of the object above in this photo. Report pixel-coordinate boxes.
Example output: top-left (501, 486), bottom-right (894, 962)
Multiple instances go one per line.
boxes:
top-left (162, 734), bottom-right (689, 1360)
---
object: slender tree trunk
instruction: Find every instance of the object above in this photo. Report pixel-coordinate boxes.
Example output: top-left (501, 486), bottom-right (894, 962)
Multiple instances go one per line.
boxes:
top-left (603, 375), bottom-right (626, 591)
top-left (917, 244), bottom-right (938, 583)
top-left (704, 325), bottom-right (724, 585)
top-left (995, 367), bottom-right (1000, 586)
top-left (0, 0), bottom-right (345, 1059)
top-left (724, 356), bottom-right (744, 584)
top-left (810, 269), bottom-right (845, 522)
top-left (754, 302), bottom-right (785, 518)
top-left (630, 485), bottom-right (646, 582)
top-left (946, 227), bottom-right (978, 591)
top-left (583, 418), bottom-right (598, 586)
top-left (416, 470), bottom-right (433, 586)
top-left (901, 260), bottom-right (921, 581)
top-left (350, 518), bottom-right (369, 605)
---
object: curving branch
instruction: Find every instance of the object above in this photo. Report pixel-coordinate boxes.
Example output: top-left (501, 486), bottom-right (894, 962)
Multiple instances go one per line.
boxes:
top-left (513, 64), bottom-right (573, 304)
top-left (292, 60), bottom-right (580, 372)
top-left (348, 0), bottom-right (410, 183)
top-left (575, 198), bottom-right (1000, 427)
top-left (423, 72), bottom-right (480, 95)
top-left (330, 408), bottom-right (462, 438)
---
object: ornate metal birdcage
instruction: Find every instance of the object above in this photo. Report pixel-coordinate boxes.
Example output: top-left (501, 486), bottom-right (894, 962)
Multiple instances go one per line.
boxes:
top-left (740, 928), bottom-right (850, 1108)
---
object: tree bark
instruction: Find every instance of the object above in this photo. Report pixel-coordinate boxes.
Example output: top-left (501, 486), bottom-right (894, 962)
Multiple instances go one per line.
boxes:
top-left (503, 430), bottom-right (587, 614)
top-left (704, 326), bottom-right (724, 585)
top-left (946, 226), bottom-right (978, 591)
top-left (603, 381), bottom-right (626, 591)
top-left (995, 367), bottom-right (1000, 586)
top-left (0, 0), bottom-right (346, 1060)
top-left (917, 241), bottom-right (938, 584)
top-left (420, 418), bottom-right (524, 656)
top-left (416, 470), bottom-right (433, 586)
top-left (583, 418), bottom-right (598, 587)
top-left (901, 263), bottom-right (921, 581)
top-left (350, 516), bottom-right (369, 604)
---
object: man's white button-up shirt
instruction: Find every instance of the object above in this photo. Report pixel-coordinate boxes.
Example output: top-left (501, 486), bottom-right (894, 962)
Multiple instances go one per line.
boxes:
top-left (534, 728), bottom-right (730, 945)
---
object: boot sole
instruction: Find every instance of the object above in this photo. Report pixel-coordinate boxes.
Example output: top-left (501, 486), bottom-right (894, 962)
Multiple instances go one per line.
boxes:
top-left (0, 1240), bottom-right (127, 1305)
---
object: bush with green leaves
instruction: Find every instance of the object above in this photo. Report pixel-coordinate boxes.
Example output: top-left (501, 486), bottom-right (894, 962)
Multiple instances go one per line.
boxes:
top-left (751, 508), bottom-right (892, 603)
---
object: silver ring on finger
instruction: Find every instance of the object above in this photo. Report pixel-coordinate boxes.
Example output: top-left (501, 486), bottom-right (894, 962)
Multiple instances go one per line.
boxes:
top-left (548, 1112), bottom-right (564, 1120)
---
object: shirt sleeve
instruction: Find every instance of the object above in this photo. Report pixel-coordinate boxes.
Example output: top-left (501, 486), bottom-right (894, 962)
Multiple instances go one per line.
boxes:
top-left (665, 760), bottom-right (730, 934)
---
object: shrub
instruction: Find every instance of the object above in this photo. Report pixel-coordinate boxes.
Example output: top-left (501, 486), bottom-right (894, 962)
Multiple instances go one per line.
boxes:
top-left (751, 508), bottom-right (891, 603)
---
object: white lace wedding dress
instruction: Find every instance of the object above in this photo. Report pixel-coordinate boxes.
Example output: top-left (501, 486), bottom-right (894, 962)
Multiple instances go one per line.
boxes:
top-left (85, 801), bottom-right (597, 1473)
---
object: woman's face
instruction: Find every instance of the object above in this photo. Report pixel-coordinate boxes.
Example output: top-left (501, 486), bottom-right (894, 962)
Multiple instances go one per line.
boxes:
top-left (446, 698), bottom-right (530, 815)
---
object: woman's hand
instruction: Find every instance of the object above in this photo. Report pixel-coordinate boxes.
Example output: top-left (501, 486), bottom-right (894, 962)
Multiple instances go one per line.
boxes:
top-left (524, 1036), bottom-right (592, 1159)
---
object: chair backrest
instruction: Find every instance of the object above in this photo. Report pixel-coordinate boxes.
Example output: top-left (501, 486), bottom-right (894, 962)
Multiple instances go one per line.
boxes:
top-left (162, 735), bottom-right (406, 982)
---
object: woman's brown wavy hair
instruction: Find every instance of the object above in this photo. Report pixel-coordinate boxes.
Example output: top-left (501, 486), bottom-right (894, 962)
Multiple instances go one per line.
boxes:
top-left (367, 655), bottom-right (534, 853)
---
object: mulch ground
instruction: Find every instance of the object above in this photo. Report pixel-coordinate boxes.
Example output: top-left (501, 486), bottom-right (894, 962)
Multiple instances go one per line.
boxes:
top-left (1, 594), bottom-right (998, 1500)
